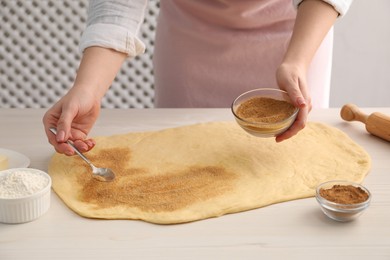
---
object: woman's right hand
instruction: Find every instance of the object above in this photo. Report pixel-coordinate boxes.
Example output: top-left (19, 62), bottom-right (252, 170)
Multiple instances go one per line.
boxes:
top-left (42, 86), bottom-right (101, 156)
top-left (43, 47), bottom-right (128, 155)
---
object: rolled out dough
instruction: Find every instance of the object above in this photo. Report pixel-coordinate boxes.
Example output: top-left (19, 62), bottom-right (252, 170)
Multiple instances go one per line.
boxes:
top-left (48, 122), bottom-right (371, 224)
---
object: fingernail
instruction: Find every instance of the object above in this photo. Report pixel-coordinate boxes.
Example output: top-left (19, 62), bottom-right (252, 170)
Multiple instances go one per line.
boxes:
top-left (56, 130), bottom-right (66, 142)
top-left (80, 144), bottom-right (89, 152)
top-left (86, 140), bottom-right (95, 148)
top-left (85, 140), bottom-right (91, 148)
top-left (65, 150), bottom-right (73, 156)
top-left (297, 97), bottom-right (306, 107)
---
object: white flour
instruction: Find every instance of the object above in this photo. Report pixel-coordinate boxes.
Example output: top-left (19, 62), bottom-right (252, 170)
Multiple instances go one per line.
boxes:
top-left (0, 170), bottom-right (49, 199)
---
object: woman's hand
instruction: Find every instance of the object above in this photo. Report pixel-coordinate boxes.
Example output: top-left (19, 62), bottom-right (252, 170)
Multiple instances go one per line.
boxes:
top-left (42, 47), bottom-right (128, 155)
top-left (275, 0), bottom-right (338, 142)
top-left (275, 63), bottom-right (312, 142)
top-left (43, 87), bottom-right (100, 155)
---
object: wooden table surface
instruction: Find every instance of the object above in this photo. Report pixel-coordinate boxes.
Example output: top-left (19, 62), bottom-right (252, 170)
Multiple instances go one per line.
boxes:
top-left (0, 108), bottom-right (389, 259)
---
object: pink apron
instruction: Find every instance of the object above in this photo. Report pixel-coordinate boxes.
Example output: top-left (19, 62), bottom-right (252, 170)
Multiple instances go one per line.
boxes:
top-left (153, 0), bottom-right (332, 108)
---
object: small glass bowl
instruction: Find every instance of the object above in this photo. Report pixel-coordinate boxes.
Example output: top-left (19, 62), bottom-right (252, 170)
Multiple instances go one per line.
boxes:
top-left (316, 180), bottom-right (371, 222)
top-left (231, 88), bottom-right (299, 137)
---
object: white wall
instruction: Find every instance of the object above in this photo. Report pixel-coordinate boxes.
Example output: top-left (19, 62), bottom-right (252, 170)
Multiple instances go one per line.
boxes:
top-left (330, 0), bottom-right (390, 107)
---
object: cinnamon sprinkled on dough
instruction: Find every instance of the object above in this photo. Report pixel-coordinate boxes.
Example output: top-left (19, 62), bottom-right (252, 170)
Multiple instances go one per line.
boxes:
top-left (75, 148), bottom-right (237, 212)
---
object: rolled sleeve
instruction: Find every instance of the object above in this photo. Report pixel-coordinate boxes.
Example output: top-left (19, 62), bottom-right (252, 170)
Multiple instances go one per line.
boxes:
top-left (80, 0), bottom-right (148, 57)
top-left (293, 0), bottom-right (353, 17)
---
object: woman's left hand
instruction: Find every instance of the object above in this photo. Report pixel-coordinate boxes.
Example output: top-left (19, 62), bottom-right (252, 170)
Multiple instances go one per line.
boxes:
top-left (274, 0), bottom-right (338, 142)
top-left (275, 63), bottom-right (312, 142)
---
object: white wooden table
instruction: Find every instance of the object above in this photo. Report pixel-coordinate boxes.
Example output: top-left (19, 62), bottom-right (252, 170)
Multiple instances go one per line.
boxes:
top-left (0, 108), bottom-right (389, 259)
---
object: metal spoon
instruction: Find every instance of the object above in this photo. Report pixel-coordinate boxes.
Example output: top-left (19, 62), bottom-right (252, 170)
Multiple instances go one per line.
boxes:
top-left (49, 127), bottom-right (115, 182)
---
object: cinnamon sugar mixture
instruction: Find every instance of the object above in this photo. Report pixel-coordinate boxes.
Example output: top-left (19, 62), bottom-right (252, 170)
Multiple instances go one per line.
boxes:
top-left (236, 97), bottom-right (296, 123)
top-left (74, 148), bottom-right (237, 212)
top-left (320, 184), bottom-right (369, 204)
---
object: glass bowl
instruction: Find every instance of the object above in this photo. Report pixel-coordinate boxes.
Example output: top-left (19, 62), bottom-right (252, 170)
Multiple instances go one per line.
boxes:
top-left (231, 88), bottom-right (299, 137)
top-left (316, 180), bottom-right (371, 222)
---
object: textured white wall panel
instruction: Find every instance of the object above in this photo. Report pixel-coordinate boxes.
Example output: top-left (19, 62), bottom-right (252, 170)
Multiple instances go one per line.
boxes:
top-left (0, 0), bottom-right (158, 108)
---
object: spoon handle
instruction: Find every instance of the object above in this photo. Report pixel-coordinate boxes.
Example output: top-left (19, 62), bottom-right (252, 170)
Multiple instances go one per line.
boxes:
top-left (48, 127), bottom-right (93, 167)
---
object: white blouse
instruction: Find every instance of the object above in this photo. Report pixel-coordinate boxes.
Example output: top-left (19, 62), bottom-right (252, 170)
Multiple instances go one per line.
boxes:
top-left (79, 0), bottom-right (353, 58)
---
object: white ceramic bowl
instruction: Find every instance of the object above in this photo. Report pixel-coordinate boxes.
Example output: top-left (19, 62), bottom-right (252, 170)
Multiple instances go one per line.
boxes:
top-left (0, 168), bottom-right (51, 224)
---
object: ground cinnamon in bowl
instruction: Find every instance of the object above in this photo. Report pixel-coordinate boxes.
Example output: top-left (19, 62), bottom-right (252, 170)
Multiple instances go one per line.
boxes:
top-left (319, 184), bottom-right (369, 204)
top-left (316, 181), bottom-right (371, 222)
top-left (236, 97), bottom-right (296, 123)
top-left (231, 89), bottom-right (299, 137)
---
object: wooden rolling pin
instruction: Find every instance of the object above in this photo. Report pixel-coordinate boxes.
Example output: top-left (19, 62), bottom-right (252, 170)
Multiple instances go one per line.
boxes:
top-left (340, 104), bottom-right (390, 141)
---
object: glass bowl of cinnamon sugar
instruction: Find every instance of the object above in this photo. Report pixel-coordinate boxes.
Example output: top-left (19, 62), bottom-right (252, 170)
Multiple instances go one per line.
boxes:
top-left (231, 88), bottom-right (299, 137)
top-left (316, 180), bottom-right (371, 222)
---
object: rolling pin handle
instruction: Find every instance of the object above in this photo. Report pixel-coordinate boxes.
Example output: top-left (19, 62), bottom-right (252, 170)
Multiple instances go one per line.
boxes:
top-left (340, 104), bottom-right (368, 124)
